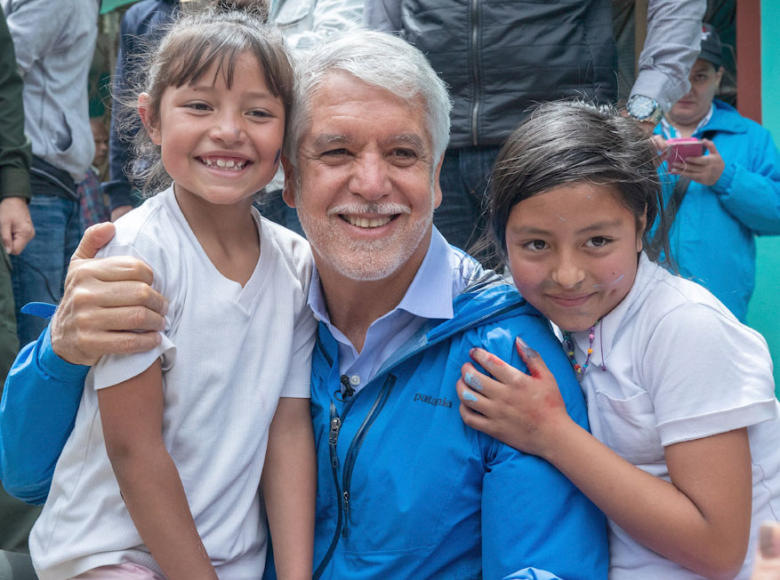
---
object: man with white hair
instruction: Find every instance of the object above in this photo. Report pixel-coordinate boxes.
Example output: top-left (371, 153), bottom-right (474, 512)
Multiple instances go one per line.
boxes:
top-left (0, 31), bottom-right (607, 579)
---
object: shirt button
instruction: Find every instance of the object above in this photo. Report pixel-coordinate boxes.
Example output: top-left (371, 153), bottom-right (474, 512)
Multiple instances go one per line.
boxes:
top-left (349, 375), bottom-right (361, 387)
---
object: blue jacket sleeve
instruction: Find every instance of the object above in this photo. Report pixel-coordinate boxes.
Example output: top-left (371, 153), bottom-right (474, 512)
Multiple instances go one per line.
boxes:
top-left (0, 326), bottom-right (89, 504)
top-left (711, 127), bottom-right (780, 235)
top-left (480, 316), bottom-right (608, 580)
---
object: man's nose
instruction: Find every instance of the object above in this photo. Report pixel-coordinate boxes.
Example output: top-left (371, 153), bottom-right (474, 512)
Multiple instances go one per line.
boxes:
top-left (349, 153), bottom-right (390, 200)
top-left (551, 254), bottom-right (586, 289)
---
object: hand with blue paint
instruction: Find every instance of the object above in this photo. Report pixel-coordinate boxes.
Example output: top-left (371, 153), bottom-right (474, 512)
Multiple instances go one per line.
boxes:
top-left (456, 337), bottom-right (568, 459)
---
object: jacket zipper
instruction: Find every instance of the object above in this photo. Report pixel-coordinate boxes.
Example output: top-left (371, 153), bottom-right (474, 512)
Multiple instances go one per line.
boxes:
top-left (313, 375), bottom-right (396, 575)
top-left (312, 297), bottom-right (522, 576)
top-left (470, 0), bottom-right (481, 146)
top-left (340, 375), bottom-right (396, 538)
top-left (313, 405), bottom-right (347, 580)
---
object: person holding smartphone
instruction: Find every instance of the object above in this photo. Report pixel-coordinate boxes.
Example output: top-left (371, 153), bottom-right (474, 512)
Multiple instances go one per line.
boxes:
top-left (654, 24), bottom-right (780, 322)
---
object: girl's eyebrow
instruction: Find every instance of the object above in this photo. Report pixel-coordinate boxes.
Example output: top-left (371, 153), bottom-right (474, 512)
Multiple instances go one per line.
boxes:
top-left (509, 219), bottom-right (624, 236)
top-left (576, 219), bottom-right (623, 234)
top-left (242, 90), bottom-right (276, 101)
top-left (186, 85), bottom-right (275, 100)
top-left (508, 225), bottom-right (552, 236)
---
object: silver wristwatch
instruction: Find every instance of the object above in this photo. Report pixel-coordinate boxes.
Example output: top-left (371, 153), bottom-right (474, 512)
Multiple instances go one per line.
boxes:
top-left (626, 95), bottom-right (665, 125)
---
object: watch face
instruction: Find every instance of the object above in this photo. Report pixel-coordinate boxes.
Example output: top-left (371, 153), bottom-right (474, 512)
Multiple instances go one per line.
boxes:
top-left (629, 96), bottom-right (655, 119)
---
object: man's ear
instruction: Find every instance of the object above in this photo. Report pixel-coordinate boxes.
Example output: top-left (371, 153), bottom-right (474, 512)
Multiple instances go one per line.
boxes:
top-left (432, 153), bottom-right (445, 210)
top-left (138, 93), bottom-right (162, 146)
top-left (281, 156), bottom-right (297, 208)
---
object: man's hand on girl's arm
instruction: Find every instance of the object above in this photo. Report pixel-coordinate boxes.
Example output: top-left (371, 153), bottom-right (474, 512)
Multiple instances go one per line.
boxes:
top-left (51, 222), bottom-right (167, 366)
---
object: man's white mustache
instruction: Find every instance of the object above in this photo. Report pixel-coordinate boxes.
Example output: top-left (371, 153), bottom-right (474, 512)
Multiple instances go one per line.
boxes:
top-left (327, 203), bottom-right (411, 217)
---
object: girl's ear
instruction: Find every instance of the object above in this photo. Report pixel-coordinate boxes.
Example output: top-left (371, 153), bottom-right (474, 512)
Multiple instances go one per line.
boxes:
top-left (138, 93), bottom-right (162, 146)
top-left (636, 206), bottom-right (648, 253)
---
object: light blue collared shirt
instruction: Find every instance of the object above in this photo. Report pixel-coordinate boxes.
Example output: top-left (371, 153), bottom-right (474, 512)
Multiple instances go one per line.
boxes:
top-left (307, 227), bottom-right (479, 393)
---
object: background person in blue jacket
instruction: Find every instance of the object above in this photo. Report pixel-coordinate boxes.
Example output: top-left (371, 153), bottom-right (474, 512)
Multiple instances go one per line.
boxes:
top-left (0, 30), bottom-right (608, 580)
top-left (655, 24), bottom-right (780, 322)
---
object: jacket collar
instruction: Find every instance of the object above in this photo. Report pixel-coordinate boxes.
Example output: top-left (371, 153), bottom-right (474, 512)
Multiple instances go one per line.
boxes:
top-left (316, 280), bottom-right (534, 379)
top-left (377, 283), bottom-right (531, 379)
top-left (693, 99), bottom-right (748, 135)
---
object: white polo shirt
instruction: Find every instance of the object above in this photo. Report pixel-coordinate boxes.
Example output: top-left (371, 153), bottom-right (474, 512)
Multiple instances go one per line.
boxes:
top-left (30, 187), bottom-right (317, 580)
top-left (567, 254), bottom-right (780, 580)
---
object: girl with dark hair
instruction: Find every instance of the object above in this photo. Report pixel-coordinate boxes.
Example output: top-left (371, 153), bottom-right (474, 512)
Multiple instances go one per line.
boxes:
top-left (457, 101), bottom-right (780, 579)
top-left (28, 4), bottom-right (315, 579)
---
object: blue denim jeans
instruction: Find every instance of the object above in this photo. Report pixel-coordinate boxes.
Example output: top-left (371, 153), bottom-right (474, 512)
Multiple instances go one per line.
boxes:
top-left (10, 195), bottom-right (80, 347)
top-left (434, 145), bottom-right (502, 254)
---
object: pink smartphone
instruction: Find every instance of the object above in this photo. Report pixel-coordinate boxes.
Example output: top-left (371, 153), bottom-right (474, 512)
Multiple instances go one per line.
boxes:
top-left (667, 137), bottom-right (704, 166)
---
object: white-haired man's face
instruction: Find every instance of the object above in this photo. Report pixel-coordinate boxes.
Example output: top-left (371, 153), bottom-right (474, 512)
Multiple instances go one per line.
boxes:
top-left (284, 72), bottom-right (443, 284)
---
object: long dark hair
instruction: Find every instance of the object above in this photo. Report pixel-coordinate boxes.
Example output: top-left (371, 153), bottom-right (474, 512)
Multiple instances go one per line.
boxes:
top-left (484, 100), bottom-right (672, 268)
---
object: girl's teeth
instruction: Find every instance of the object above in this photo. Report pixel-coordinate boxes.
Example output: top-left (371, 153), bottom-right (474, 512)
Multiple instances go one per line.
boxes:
top-left (203, 158), bottom-right (245, 170)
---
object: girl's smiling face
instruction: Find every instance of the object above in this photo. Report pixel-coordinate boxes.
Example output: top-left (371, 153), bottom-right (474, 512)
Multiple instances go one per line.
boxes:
top-left (141, 51), bottom-right (286, 209)
top-left (506, 181), bottom-right (645, 332)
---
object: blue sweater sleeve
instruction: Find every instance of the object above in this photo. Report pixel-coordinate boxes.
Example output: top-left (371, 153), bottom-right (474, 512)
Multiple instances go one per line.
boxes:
top-left (711, 126), bottom-right (780, 235)
top-left (480, 315), bottom-right (608, 580)
top-left (0, 326), bottom-right (89, 504)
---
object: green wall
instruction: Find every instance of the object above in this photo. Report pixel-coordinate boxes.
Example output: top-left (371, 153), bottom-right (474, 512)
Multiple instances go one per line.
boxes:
top-left (747, 1), bottom-right (780, 395)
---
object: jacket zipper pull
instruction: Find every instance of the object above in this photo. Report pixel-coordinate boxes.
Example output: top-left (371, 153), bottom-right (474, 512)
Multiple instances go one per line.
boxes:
top-left (329, 417), bottom-right (341, 468)
top-left (342, 491), bottom-right (350, 538)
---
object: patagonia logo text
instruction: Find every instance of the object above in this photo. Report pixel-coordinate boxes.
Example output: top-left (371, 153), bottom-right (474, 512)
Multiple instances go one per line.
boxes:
top-left (413, 393), bottom-right (453, 409)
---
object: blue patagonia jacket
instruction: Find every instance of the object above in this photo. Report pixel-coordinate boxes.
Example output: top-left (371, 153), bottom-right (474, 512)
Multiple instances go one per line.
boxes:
top-left (0, 289), bottom-right (608, 579)
top-left (656, 100), bottom-right (780, 321)
top-left (307, 282), bottom-right (607, 579)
